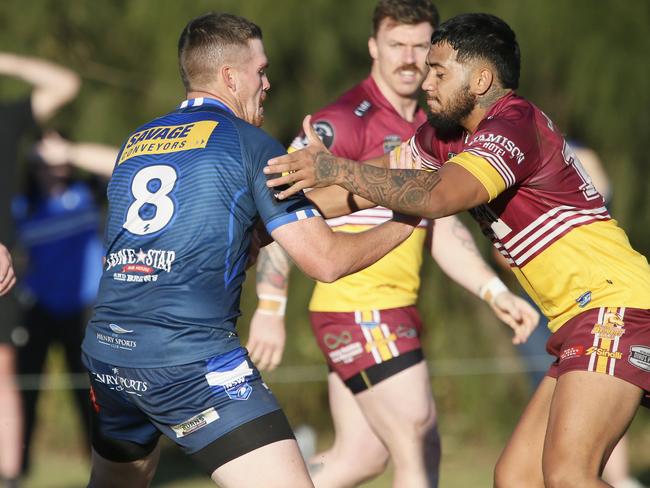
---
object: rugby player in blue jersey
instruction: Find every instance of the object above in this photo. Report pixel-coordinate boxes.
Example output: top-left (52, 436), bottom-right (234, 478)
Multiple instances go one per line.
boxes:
top-left (81, 12), bottom-right (420, 488)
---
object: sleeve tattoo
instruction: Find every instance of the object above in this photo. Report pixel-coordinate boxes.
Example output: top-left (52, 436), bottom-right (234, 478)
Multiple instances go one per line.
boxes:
top-left (256, 242), bottom-right (291, 290)
top-left (315, 152), bottom-right (441, 216)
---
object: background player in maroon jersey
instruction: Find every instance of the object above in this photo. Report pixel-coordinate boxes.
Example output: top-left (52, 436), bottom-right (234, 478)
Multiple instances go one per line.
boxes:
top-left (250, 2), bottom-right (538, 487)
top-left (266, 13), bottom-right (650, 488)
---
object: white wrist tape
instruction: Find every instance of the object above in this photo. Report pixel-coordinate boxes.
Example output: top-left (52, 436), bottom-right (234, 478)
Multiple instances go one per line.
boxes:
top-left (479, 277), bottom-right (508, 304)
top-left (257, 294), bottom-right (287, 316)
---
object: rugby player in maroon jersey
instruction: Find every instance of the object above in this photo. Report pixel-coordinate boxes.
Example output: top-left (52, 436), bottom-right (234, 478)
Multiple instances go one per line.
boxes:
top-left (267, 13), bottom-right (650, 488)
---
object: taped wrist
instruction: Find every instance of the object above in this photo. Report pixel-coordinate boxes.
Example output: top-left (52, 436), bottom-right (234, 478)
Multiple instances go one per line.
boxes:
top-left (479, 277), bottom-right (508, 304)
top-left (257, 294), bottom-right (286, 316)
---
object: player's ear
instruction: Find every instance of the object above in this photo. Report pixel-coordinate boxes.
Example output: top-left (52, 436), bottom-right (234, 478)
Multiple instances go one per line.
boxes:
top-left (368, 36), bottom-right (378, 61)
top-left (221, 65), bottom-right (238, 92)
top-left (471, 65), bottom-right (493, 96)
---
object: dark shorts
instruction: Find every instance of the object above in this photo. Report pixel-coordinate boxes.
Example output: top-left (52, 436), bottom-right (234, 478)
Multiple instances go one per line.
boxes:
top-left (83, 346), bottom-right (294, 473)
top-left (547, 306), bottom-right (650, 407)
top-left (0, 292), bottom-right (20, 344)
top-left (310, 306), bottom-right (424, 393)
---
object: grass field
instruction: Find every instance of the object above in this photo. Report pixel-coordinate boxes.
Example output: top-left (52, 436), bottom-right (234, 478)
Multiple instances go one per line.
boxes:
top-left (19, 346), bottom-right (650, 488)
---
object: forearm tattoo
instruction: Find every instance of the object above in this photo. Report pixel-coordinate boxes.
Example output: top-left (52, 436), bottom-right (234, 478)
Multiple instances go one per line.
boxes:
top-left (256, 243), bottom-right (291, 290)
top-left (450, 217), bottom-right (482, 254)
top-left (315, 153), bottom-right (441, 215)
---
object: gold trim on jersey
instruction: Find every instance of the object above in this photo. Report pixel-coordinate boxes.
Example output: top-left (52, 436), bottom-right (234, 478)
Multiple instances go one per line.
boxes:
top-left (513, 221), bottom-right (650, 332)
top-left (448, 152), bottom-right (506, 201)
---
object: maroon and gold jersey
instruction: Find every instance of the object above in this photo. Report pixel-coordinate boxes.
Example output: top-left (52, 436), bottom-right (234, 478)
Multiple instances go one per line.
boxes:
top-left (290, 77), bottom-right (428, 312)
top-left (411, 92), bottom-right (650, 331)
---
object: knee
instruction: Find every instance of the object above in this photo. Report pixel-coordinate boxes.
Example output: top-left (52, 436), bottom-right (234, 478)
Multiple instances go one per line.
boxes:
top-left (493, 453), bottom-right (532, 488)
top-left (354, 449), bottom-right (389, 480)
top-left (543, 458), bottom-right (593, 488)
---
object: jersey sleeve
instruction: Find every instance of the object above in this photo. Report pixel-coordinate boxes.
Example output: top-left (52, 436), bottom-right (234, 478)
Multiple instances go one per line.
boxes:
top-left (288, 106), bottom-right (365, 160)
top-left (244, 130), bottom-right (320, 234)
top-left (409, 123), bottom-right (450, 171)
top-left (448, 117), bottom-right (539, 201)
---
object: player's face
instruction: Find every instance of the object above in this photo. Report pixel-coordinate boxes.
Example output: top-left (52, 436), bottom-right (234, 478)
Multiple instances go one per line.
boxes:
top-left (421, 42), bottom-right (476, 130)
top-left (370, 19), bottom-right (433, 98)
top-left (236, 38), bottom-right (270, 127)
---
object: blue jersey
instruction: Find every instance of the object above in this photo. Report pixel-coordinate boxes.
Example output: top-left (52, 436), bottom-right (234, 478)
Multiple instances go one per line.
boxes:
top-left (13, 181), bottom-right (103, 314)
top-left (82, 98), bottom-right (318, 367)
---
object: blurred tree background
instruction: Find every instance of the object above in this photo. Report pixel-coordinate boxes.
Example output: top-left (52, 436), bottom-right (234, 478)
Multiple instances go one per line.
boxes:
top-left (1, 0), bottom-right (649, 486)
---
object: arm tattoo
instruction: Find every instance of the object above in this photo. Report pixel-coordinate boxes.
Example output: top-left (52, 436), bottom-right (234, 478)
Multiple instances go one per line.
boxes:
top-left (315, 154), bottom-right (441, 216)
top-left (450, 216), bottom-right (494, 278)
top-left (450, 217), bottom-right (483, 254)
top-left (256, 243), bottom-right (291, 290)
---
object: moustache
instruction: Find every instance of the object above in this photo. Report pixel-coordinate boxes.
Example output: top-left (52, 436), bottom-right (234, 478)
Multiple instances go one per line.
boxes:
top-left (395, 63), bottom-right (422, 75)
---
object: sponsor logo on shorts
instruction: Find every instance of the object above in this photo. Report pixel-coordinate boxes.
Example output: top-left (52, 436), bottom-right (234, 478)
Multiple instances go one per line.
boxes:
top-left (560, 345), bottom-right (584, 361)
top-left (329, 342), bottom-right (363, 364)
top-left (205, 360), bottom-right (254, 401)
top-left (591, 311), bottom-right (625, 339)
top-left (323, 331), bottom-right (352, 350)
top-left (96, 331), bottom-right (137, 351)
top-left (171, 407), bottom-right (220, 438)
top-left (109, 323), bottom-right (133, 334)
top-left (576, 291), bottom-right (592, 308)
top-left (91, 368), bottom-right (148, 396)
top-left (628, 345), bottom-right (650, 372)
top-left (591, 324), bottom-right (625, 340)
top-left (586, 346), bottom-right (622, 360)
top-left (396, 325), bottom-right (417, 339)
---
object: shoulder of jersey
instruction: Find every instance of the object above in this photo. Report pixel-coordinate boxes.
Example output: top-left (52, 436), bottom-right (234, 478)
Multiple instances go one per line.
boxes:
top-left (290, 88), bottom-right (375, 151)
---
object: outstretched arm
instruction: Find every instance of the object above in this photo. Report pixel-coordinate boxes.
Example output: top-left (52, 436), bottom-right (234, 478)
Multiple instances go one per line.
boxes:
top-left (430, 216), bottom-right (539, 344)
top-left (0, 243), bottom-right (16, 296)
top-left (271, 213), bottom-right (418, 284)
top-left (0, 52), bottom-right (80, 123)
top-left (265, 116), bottom-right (488, 220)
top-left (246, 243), bottom-right (291, 371)
top-left (35, 131), bottom-right (118, 178)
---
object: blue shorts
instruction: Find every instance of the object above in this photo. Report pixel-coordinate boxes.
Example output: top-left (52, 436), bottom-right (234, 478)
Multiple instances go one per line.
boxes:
top-left (83, 347), bottom-right (284, 457)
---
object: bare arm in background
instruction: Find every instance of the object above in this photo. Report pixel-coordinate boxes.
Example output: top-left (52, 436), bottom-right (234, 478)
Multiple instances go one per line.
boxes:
top-left (35, 131), bottom-right (118, 178)
top-left (430, 216), bottom-right (539, 344)
top-left (0, 52), bottom-right (80, 123)
top-left (0, 243), bottom-right (16, 296)
top-left (246, 242), bottom-right (291, 371)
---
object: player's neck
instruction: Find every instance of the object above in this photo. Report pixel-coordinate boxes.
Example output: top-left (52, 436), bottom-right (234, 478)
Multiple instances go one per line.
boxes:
top-left (462, 88), bottom-right (511, 133)
top-left (370, 73), bottom-right (418, 122)
top-left (186, 90), bottom-right (238, 116)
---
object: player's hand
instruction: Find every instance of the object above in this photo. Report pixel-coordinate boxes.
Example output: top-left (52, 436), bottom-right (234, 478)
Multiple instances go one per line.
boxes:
top-left (489, 291), bottom-right (540, 344)
top-left (35, 131), bottom-right (71, 167)
top-left (246, 311), bottom-right (286, 371)
top-left (0, 243), bottom-right (16, 296)
top-left (389, 142), bottom-right (422, 170)
top-left (265, 115), bottom-right (335, 200)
